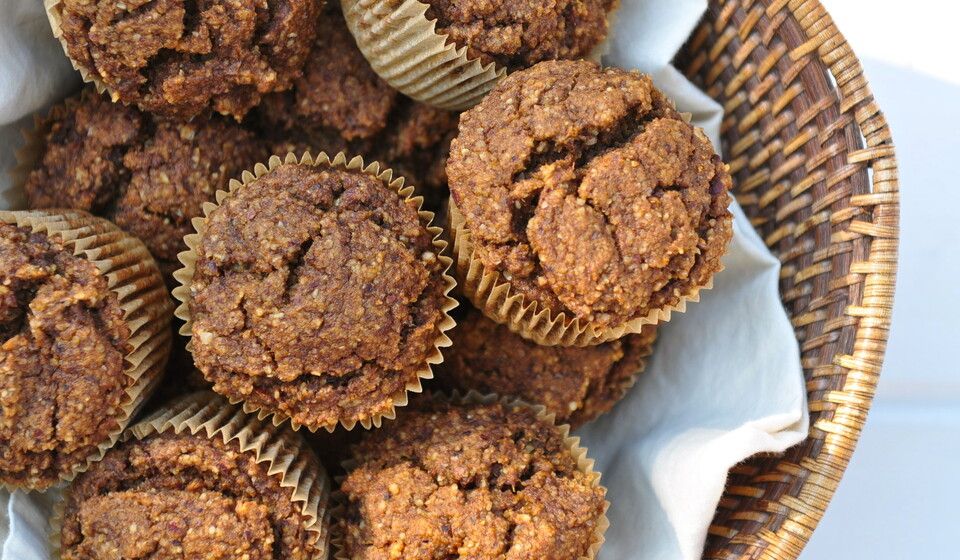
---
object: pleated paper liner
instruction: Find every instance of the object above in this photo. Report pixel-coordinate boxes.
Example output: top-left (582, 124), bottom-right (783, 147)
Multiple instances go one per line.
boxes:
top-left (330, 390), bottom-right (610, 560)
top-left (172, 151), bottom-right (458, 433)
top-left (339, 0), bottom-right (504, 111)
top-left (46, 0), bottom-right (607, 113)
top-left (43, 0), bottom-right (112, 102)
top-left (49, 391), bottom-right (332, 559)
top-left (448, 199), bottom-right (719, 347)
top-left (339, 0), bottom-right (618, 112)
top-left (0, 210), bottom-right (172, 491)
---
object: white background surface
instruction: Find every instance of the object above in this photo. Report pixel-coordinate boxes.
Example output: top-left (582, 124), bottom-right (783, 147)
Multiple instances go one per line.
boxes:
top-left (803, 1), bottom-right (960, 558)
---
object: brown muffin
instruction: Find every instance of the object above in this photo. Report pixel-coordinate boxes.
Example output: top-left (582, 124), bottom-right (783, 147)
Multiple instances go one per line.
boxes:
top-left (439, 307), bottom-right (656, 426)
top-left (186, 162), bottom-right (450, 430)
top-left (447, 60), bottom-right (734, 330)
top-left (60, 426), bottom-right (324, 558)
top-left (54, 0), bottom-right (323, 119)
top-left (339, 397), bottom-right (607, 559)
top-left (0, 222), bottom-right (132, 489)
top-left (24, 89), bottom-right (267, 282)
top-left (423, 0), bottom-right (616, 69)
top-left (259, 6), bottom-right (458, 207)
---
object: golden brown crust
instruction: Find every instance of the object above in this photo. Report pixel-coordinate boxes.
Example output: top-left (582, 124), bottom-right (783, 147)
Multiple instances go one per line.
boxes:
top-left (424, 0), bottom-right (616, 69)
top-left (265, 105), bottom-right (457, 212)
top-left (439, 308), bottom-right (656, 426)
top-left (0, 223), bottom-right (131, 488)
top-left (188, 163), bottom-right (447, 429)
top-left (340, 399), bottom-right (606, 559)
top-left (447, 60), bottom-right (733, 329)
top-left (259, 6), bottom-right (396, 143)
top-left (56, 0), bottom-right (323, 119)
top-left (24, 90), bottom-right (267, 282)
top-left (61, 430), bottom-right (321, 559)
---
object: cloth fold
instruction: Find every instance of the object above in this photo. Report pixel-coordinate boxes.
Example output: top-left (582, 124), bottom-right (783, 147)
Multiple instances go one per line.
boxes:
top-left (0, 0), bottom-right (807, 558)
top-left (576, 3), bottom-right (808, 558)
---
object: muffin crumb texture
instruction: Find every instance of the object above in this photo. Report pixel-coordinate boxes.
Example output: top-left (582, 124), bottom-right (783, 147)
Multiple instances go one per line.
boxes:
top-left (424, 0), bottom-right (616, 69)
top-left (0, 223), bottom-right (131, 488)
top-left (259, 7), bottom-right (458, 207)
top-left (61, 430), bottom-right (320, 559)
top-left (24, 90), bottom-right (266, 281)
top-left (440, 308), bottom-right (657, 426)
top-left (56, 0), bottom-right (322, 118)
top-left (189, 163), bottom-right (447, 429)
top-left (447, 60), bottom-right (733, 328)
top-left (340, 399), bottom-right (605, 559)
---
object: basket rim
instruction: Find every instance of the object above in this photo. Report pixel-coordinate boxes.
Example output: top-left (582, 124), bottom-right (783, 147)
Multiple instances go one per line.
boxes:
top-left (686, 1), bottom-right (900, 558)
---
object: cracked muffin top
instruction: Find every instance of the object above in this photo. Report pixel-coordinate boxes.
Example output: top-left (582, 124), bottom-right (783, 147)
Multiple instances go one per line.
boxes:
top-left (424, 0), bottom-right (617, 69)
top-left (439, 307), bottom-right (657, 427)
top-left (447, 60), bottom-right (733, 329)
top-left (259, 6), bottom-right (458, 208)
top-left (61, 429), bottom-right (323, 559)
top-left (24, 89), bottom-right (267, 282)
top-left (187, 163), bottom-right (448, 430)
top-left (0, 223), bottom-right (132, 489)
top-left (55, 0), bottom-right (323, 119)
top-left (340, 398), bottom-right (606, 560)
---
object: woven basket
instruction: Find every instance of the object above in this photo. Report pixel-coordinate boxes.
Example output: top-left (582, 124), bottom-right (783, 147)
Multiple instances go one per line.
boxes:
top-left (675, 1), bottom-right (898, 558)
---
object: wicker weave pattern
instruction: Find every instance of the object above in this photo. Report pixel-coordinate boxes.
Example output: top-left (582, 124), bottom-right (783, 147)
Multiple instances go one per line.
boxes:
top-left (675, 1), bottom-right (898, 558)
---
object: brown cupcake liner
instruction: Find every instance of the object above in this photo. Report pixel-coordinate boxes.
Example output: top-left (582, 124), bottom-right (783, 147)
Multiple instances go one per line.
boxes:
top-left (448, 199), bottom-right (719, 346)
top-left (172, 151), bottom-right (458, 432)
top-left (50, 391), bottom-right (332, 558)
top-left (43, 0), bottom-right (112, 102)
top-left (330, 390), bottom-right (610, 560)
top-left (339, 0), bottom-right (505, 111)
top-left (0, 210), bottom-right (172, 491)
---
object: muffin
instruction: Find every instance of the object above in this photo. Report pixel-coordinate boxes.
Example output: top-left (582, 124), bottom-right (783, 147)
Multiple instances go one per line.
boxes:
top-left (177, 154), bottom-right (456, 431)
top-left (423, 0), bottom-right (616, 69)
top-left (22, 89), bottom-right (267, 282)
top-left (56, 392), bottom-right (329, 559)
top-left (340, 0), bottom-right (618, 110)
top-left (338, 395), bottom-right (608, 559)
top-left (259, 5), bottom-right (458, 208)
top-left (439, 307), bottom-right (657, 426)
top-left (0, 211), bottom-right (171, 489)
top-left (447, 60), bottom-right (733, 344)
top-left (49, 0), bottom-right (323, 119)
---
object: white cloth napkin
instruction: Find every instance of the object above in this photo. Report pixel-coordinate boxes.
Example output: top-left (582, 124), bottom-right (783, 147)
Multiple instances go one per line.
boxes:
top-left (0, 1), bottom-right (807, 559)
top-left (578, 2), bottom-right (808, 559)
